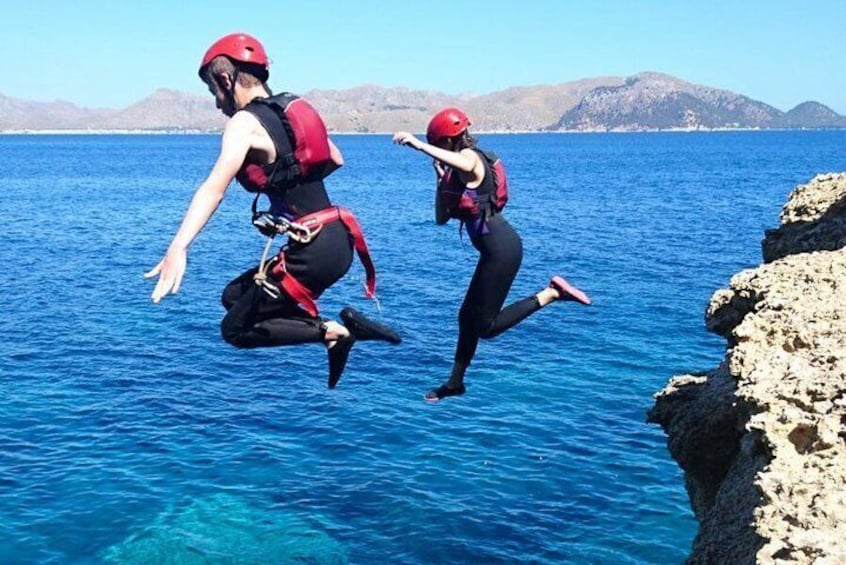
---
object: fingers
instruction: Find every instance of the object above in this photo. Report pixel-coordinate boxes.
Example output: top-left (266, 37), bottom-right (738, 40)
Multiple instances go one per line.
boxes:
top-left (151, 274), bottom-right (179, 304)
top-left (146, 261), bottom-right (169, 303)
top-left (144, 261), bottom-right (163, 279)
top-left (147, 250), bottom-right (187, 304)
top-left (392, 131), bottom-right (414, 146)
top-left (150, 277), bottom-right (171, 304)
top-left (146, 259), bottom-right (169, 303)
top-left (147, 260), bottom-right (180, 303)
top-left (172, 271), bottom-right (184, 295)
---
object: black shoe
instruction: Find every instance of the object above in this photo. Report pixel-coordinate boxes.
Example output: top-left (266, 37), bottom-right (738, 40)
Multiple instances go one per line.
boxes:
top-left (340, 307), bottom-right (402, 344)
top-left (327, 335), bottom-right (356, 389)
top-left (424, 383), bottom-right (466, 402)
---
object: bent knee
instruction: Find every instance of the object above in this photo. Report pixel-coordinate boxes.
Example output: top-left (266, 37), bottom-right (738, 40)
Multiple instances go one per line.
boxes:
top-left (477, 322), bottom-right (497, 339)
top-left (220, 321), bottom-right (251, 349)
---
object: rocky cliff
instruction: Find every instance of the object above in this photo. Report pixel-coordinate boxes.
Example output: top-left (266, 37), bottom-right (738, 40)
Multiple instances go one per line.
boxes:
top-left (648, 173), bottom-right (846, 563)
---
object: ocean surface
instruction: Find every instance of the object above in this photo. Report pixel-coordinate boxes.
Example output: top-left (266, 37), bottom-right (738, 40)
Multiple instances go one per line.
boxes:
top-left (1, 131), bottom-right (844, 564)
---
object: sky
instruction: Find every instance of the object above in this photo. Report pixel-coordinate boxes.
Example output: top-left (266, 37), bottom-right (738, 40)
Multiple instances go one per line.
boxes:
top-left (1, 0), bottom-right (844, 113)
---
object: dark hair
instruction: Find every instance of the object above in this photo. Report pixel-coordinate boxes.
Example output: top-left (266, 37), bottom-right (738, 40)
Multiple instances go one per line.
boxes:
top-left (203, 56), bottom-right (267, 89)
top-left (446, 129), bottom-right (477, 151)
top-left (451, 130), bottom-right (497, 185)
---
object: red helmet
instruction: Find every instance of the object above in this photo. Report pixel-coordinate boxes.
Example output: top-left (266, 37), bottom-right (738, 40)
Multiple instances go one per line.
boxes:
top-left (426, 107), bottom-right (471, 144)
top-left (199, 33), bottom-right (270, 81)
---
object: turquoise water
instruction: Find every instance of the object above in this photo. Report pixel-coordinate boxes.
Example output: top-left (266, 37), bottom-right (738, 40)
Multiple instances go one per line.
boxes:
top-left (1, 131), bottom-right (844, 563)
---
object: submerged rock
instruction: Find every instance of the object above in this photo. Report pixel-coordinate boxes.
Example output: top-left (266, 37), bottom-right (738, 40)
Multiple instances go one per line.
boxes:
top-left (102, 493), bottom-right (346, 564)
top-left (648, 173), bottom-right (846, 564)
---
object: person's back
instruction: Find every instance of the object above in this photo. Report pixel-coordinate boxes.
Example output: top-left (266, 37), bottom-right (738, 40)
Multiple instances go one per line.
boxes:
top-left (146, 33), bottom-right (400, 389)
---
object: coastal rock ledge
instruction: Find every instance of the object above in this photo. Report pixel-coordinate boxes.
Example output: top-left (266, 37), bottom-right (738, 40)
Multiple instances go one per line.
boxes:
top-left (648, 173), bottom-right (846, 564)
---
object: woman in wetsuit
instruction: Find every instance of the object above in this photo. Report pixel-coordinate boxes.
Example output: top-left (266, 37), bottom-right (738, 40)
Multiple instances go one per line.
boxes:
top-left (393, 108), bottom-right (590, 401)
top-left (146, 33), bottom-right (399, 388)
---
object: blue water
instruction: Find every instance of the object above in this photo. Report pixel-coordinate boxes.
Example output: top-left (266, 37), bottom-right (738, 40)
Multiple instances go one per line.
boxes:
top-left (1, 131), bottom-right (844, 564)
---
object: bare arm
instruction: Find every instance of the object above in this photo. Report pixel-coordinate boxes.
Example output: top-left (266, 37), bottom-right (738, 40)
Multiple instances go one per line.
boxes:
top-left (392, 131), bottom-right (480, 174)
top-left (145, 112), bottom-right (254, 303)
top-left (394, 132), bottom-right (483, 224)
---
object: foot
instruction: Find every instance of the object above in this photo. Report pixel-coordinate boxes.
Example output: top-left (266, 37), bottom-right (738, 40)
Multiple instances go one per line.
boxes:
top-left (549, 276), bottom-right (591, 305)
top-left (327, 335), bottom-right (356, 389)
top-left (424, 383), bottom-right (466, 402)
top-left (340, 307), bottom-right (402, 344)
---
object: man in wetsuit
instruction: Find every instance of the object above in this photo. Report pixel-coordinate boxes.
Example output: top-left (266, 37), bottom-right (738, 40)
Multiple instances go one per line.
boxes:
top-left (146, 33), bottom-right (399, 388)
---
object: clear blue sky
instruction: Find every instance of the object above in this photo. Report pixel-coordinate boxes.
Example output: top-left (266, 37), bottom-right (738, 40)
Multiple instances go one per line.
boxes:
top-left (2, 0), bottom-right (844, 113)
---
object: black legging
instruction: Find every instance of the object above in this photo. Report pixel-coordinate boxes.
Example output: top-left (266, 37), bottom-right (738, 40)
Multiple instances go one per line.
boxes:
top-left (220, 222), bottom-right (354, 348)
top-left (455, 213), bottom-right (541, 366)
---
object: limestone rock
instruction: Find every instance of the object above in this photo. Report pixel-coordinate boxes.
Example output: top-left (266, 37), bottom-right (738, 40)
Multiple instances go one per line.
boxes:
top-left (651, 173), bottom-right (846, 563)
top-left (763, 173), bottom-right (846, 262)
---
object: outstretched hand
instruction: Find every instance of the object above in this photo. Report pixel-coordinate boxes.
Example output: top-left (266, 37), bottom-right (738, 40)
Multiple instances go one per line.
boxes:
top-left (144, 247), bottom-right (187, 304)
top-left (392, 131), bottom-right (423, 150)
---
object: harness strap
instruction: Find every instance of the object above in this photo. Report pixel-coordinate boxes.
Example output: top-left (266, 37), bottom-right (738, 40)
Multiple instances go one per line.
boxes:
top-left (257, 205), bottom-right (377, 317)
top-left (269, 253), bottom-right (320, 317)
top-left (296, 206), bottom-right (377, 299)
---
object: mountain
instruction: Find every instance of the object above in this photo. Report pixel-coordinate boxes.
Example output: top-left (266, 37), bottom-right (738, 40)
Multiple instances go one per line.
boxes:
top-left (297, 78), bottom-right (623, 132)
top-left (0, 89), bottom-right (224, 131)
top-left (1, 73), bottom-right (844, 132)
top-left (304, 84), bottom-right (460, 133)
top-left (0, 93), bottom-right (113, 129)
top-left (98, 89), bottom-right (225, 130)
top-left (554, 72), bottom-right (785, 131)
top-left (461, 76), bottom-right (625, 132)
top-left (776, 101), bottom-right (846, 129)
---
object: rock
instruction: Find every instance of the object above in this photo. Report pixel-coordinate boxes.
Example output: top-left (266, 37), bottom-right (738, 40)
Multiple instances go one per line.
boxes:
top-left (762, 173), bottom-right (846, 262)
top-left (650, 173), bottom-right (846, 563)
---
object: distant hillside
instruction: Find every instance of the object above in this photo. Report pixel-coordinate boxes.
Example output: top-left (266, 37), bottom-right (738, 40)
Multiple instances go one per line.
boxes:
top-left (0, 89), bottom-right (225, 131)
top-left (0, 95), bottom-right (113, 130)
top-left (305, 77), bottom-right (625, 132)
top-left (461, 77), bottom-right (626, 132)
top-left (556, 72), bottom-right (777, 131)
top-left (775, 101), bottom-right (846, 129)
top-left (1, 72), bottom-right (844, 132)
top-left (304, 84), bottom-right (459, 133)
top-left (99, 89), bottom-right (226, 130)
top-left (554, 73), bottom-right (846, 131)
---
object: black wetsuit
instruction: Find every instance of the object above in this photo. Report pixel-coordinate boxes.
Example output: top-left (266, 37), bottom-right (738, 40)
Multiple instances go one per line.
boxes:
top-left (452, 153), bottom-right (542, 366)
top-left (220, 153), bottom-right (353, 347)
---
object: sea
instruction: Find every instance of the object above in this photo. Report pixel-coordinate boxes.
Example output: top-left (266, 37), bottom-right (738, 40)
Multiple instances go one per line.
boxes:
top-left (1, 131), bottom-right (844, 564)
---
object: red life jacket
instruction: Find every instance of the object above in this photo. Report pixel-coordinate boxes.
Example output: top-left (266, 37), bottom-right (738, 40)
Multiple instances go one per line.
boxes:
top-left (236, 93), bottom-right (339, 192)
top-left (438, 149), bottom-right (508, 221)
